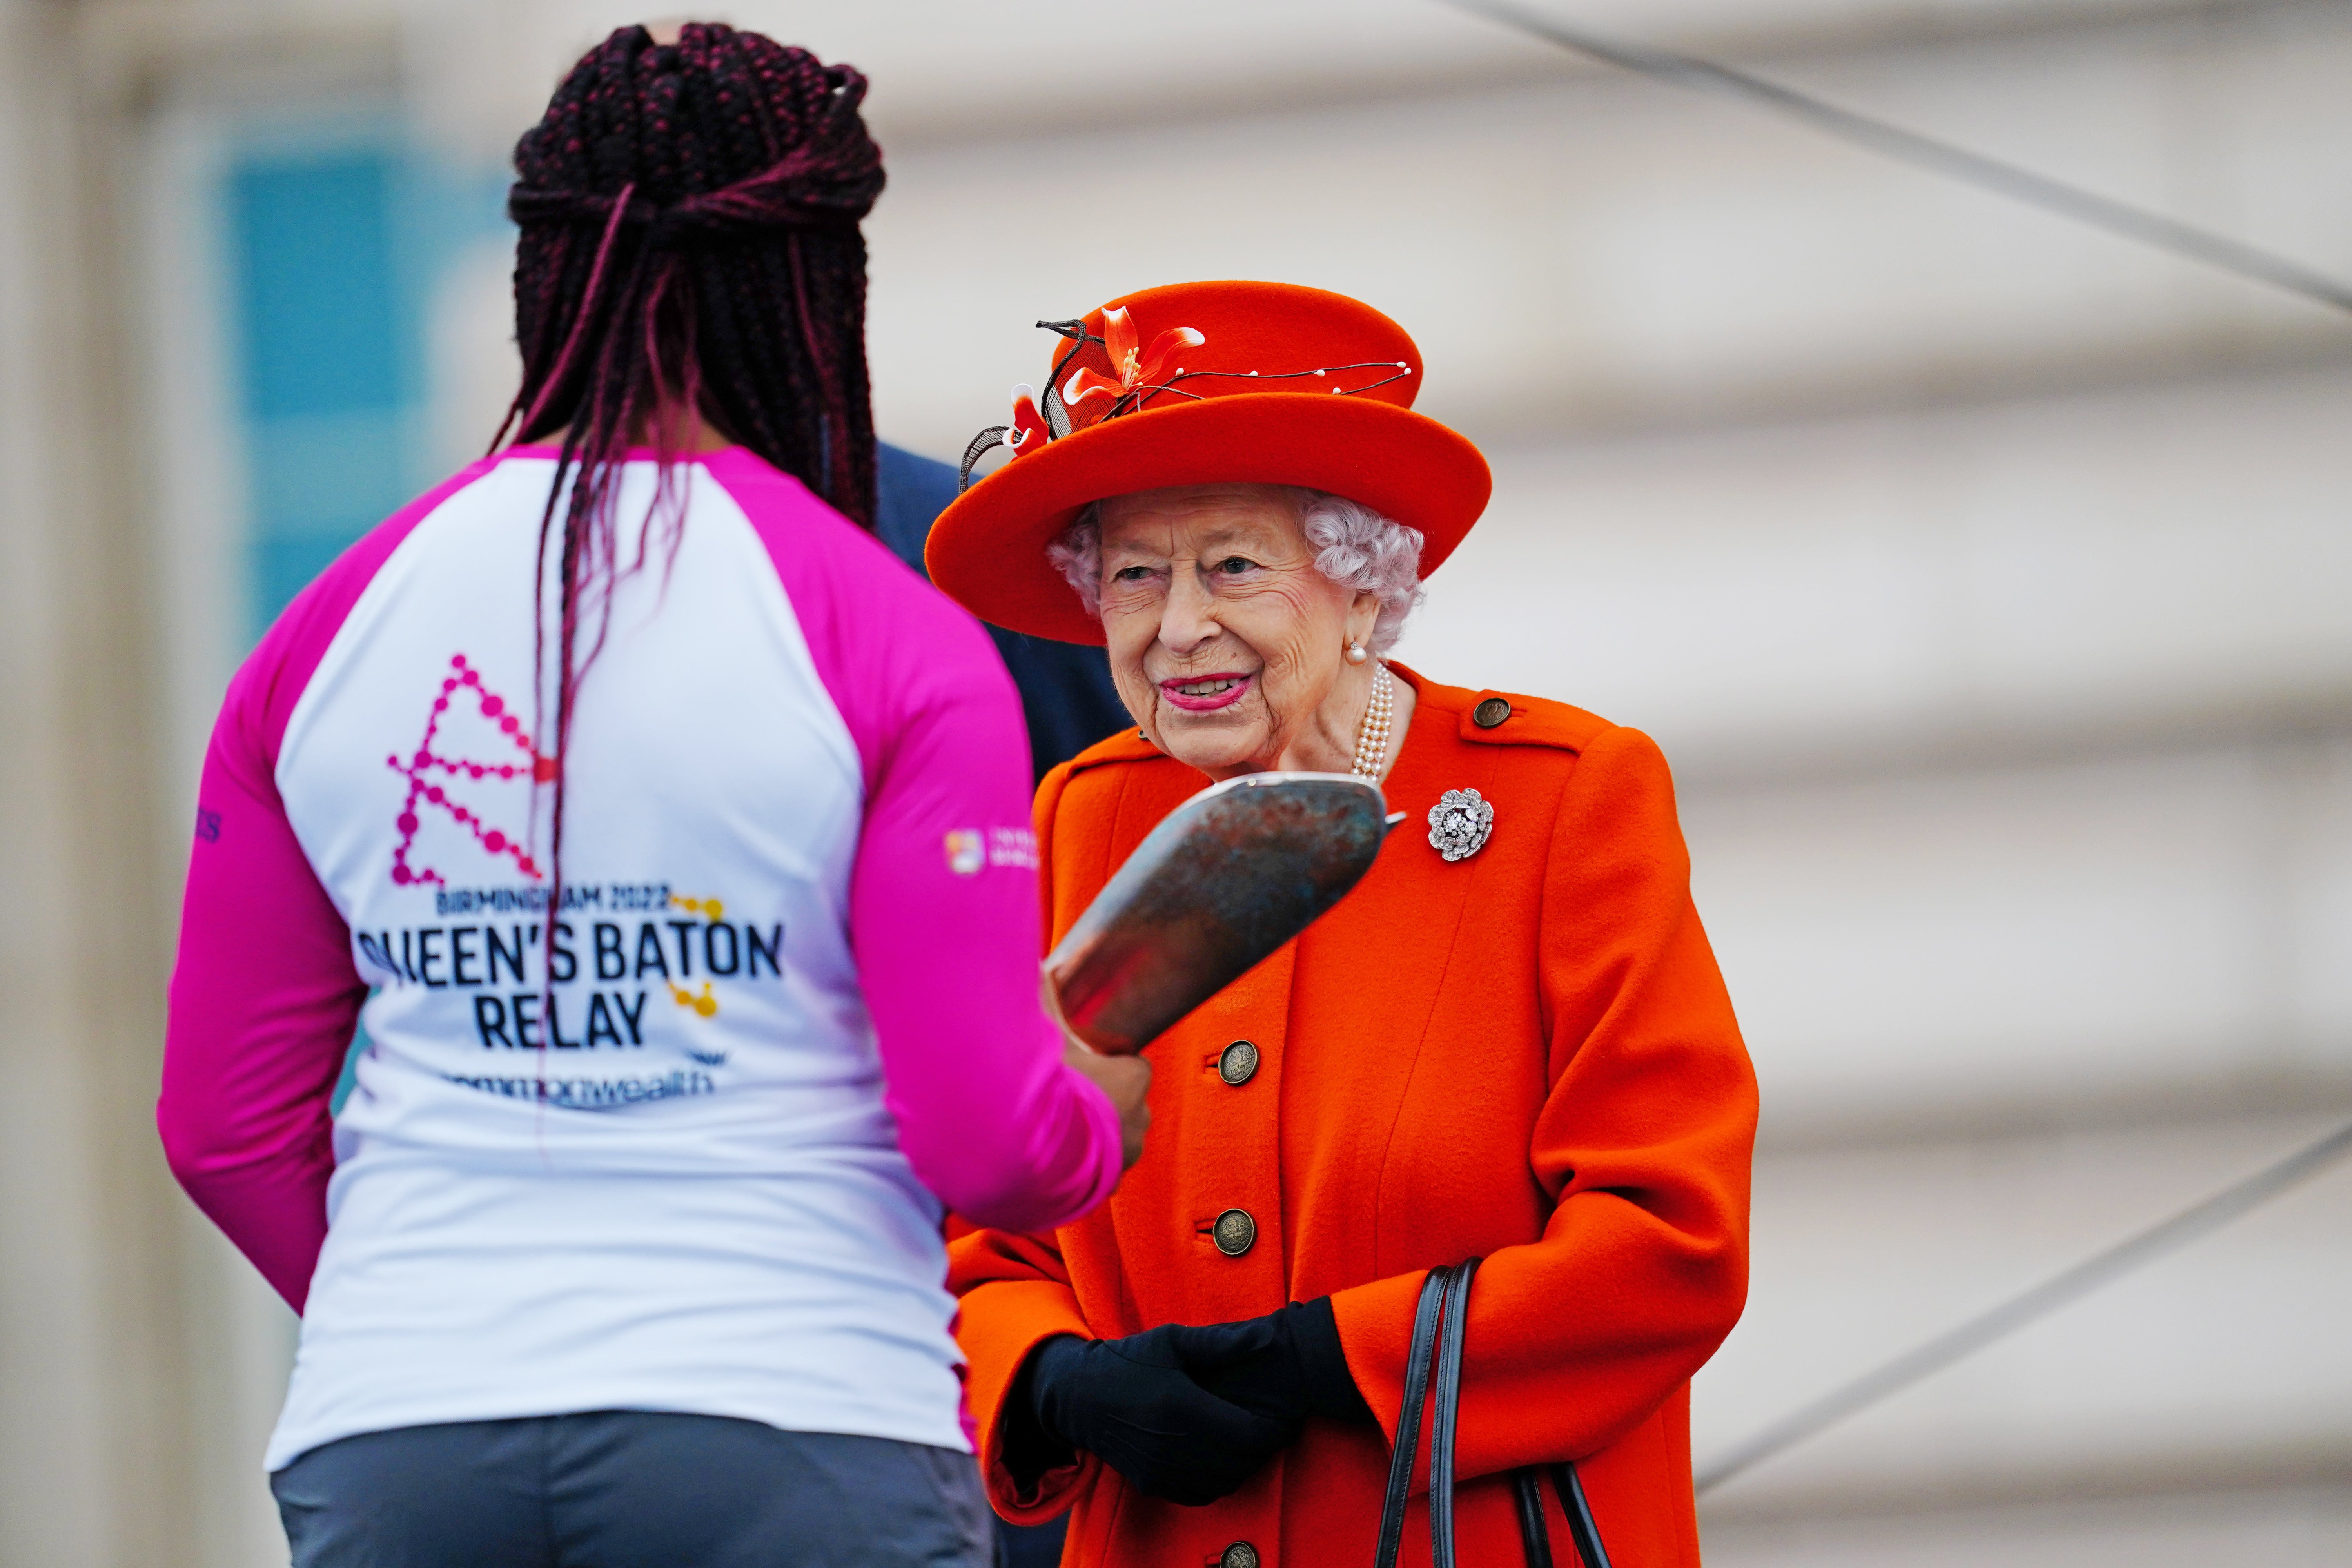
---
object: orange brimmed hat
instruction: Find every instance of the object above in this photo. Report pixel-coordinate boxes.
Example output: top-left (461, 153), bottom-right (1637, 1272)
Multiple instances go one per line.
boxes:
top-left (924, 280), bottom-right (1490, 646)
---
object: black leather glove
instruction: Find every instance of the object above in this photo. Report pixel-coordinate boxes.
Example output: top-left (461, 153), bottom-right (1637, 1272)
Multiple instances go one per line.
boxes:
top-left (1165, 1297), bottom-right (1374, 1426)
top-left (1012, 1327), bottom-right (1301, 1506)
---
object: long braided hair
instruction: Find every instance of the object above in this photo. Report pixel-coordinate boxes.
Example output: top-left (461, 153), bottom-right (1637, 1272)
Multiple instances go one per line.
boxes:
top-left (494, 23), bottom-right (883, 989)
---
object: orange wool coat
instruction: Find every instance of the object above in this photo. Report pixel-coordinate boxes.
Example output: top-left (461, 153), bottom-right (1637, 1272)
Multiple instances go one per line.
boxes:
top-left (947, 668), bottom-right (1758, 1568)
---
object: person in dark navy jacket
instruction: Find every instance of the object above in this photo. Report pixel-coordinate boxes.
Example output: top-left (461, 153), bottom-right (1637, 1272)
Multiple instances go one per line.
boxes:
top-left (875, 444), bottom-right (1127, 781)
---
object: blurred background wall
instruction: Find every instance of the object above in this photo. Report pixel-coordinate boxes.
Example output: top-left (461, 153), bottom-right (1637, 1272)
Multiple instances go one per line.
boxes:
top-left (3, 1), bottom-right (2347, 1564)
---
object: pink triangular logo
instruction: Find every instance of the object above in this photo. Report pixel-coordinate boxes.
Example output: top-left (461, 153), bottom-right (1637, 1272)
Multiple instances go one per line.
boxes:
top-left (386, 653), bottom-right (547, 886)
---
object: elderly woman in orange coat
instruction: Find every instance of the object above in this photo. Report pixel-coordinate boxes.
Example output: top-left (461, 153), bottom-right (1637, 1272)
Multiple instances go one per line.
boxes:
top-left (927, 281), bottom-right (1757, 1568)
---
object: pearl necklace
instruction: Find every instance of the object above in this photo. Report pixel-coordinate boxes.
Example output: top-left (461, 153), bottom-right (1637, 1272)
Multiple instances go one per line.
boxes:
top-left (1350, 663), bottom-right (1396, 780)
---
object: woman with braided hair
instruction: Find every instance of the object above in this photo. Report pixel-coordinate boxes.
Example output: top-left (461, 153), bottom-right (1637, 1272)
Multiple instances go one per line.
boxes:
top-left (158, 24), bottom-right (1147, 1567)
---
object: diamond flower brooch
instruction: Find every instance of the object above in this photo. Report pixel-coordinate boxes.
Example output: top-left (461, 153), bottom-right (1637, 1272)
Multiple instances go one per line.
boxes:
top-left (1427, 788), bottom-right (1494, 862)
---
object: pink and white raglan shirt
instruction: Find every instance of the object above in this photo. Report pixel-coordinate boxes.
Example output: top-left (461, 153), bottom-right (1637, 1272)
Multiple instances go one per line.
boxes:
top-left (159, 447), bottom-right (1121, 1471)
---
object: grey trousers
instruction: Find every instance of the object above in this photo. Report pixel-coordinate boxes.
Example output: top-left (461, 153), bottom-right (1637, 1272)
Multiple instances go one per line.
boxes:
top-left (270, 1411), bottom-right (994, 1568)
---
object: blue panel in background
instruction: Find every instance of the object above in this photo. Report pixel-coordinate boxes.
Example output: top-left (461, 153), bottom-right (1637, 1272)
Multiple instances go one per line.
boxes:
top-left (224, 142), bottom-right (514, 635)
top-left (230, 149), bottom-right (417, 632)
top-left (230, 155), bottom-right (407, 419)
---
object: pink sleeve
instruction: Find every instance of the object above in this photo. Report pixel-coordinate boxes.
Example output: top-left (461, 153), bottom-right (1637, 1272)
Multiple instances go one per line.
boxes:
top-left (160, 686), bottom-right (363, 1312)
top-left (158, 461), bottom-right (494, 1312)
top-left (712, 452), bottom-right (1122, 1233)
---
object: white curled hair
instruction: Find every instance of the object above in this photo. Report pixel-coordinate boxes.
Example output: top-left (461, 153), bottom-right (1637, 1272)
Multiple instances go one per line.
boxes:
top-left (1046, 487), bottom-right (1426, 655)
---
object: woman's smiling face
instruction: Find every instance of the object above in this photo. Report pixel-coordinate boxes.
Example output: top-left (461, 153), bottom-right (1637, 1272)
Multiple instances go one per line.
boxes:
top-left (1095, 483), bottom-right (1373, 779)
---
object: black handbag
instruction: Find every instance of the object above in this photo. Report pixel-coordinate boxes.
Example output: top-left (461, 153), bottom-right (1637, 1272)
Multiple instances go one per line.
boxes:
top-left (1373, 1260), bottom-right (1614, 1568)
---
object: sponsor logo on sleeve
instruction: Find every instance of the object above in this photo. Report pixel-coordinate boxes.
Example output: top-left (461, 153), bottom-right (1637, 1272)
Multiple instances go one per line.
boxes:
top-left (946, 827), bottom-right (1037, 874)
top-left (944, 829), bottom-right (987, 876)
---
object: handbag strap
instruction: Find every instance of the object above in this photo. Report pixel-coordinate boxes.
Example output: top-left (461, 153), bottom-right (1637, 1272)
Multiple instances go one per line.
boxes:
top-left (1372, 1261), bottom-right (1617, 1568)
top-left (1426, 1258), bottom-right (1481, 1568)
top-left (1372, 1265), bottom-right (1452, 1568)
top-left (1512, 1471), bottom-right (1557, 1568)
top-left (1545, 1462), bottom-right (1614, 1568)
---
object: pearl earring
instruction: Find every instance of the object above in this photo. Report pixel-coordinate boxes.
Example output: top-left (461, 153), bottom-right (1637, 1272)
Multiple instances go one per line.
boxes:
top-left (1345, 641), bottom-right (1369, 665)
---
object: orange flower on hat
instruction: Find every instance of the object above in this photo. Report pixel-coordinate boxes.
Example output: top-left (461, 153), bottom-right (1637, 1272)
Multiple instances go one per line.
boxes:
top-left (1004, 384), bottom-right (1051, 458)
top-left (1061, 305), bottom-right (1205, 414)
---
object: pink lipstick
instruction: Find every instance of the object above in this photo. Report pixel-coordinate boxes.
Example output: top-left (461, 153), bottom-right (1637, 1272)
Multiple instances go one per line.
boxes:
top-left (1160, 673), bottom-right (1254, 712)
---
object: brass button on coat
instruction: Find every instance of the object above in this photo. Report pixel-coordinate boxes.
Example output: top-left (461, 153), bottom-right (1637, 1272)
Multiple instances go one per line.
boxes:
top-left (1219, 1544), bottom-right (1260, 1568)
top-left (1473, 696), bottom-right (1512, 728)
top-left (1211, 1209), bottom-right (1256, 1257)
top-left (1218, 1040), bottom-right (1260, 1086)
